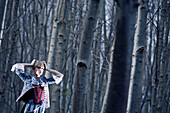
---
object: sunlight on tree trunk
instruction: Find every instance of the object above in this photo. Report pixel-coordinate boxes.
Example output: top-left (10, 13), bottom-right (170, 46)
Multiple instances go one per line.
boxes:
top-left (127, 0), bottom-right (148, 113)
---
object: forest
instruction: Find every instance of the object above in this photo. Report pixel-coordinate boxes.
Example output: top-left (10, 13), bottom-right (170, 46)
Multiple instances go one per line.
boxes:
top-left (0, 0), bottom-right (169, 113)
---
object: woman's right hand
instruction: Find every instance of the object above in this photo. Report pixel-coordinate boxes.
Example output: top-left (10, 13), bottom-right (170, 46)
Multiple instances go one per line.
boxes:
top-left (31, 59), bottom-right (36, 66)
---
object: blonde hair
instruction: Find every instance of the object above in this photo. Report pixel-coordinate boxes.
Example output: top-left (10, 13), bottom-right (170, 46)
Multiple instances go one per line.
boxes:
top-left (32, 60), bottom-right (44, 70)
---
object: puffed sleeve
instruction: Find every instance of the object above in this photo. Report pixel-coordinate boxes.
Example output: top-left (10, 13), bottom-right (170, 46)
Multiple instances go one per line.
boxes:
top-left (11, 64), bottom-right (27, 81)
top-left (45, 74), bottom-right (63, 85)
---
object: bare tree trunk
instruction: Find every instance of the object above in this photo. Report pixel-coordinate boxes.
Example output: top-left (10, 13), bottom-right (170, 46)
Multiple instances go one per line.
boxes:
top-left (60, 1), bottom-right (71, 113)
top-left (164, 4), bottom-right (170, 113)
top-left (127, 0), bottom-right (148, 113)
top-left (0, 0), bottom-right (13, 111)
top-left (0, 1), bottom-right (9, 111)
top-left (71, 0), bottom-right (100, 113)
top-left (64, 1), bottom-right (77, 112)
top-left (91, 21), bottom-right (101, 113)
top-left (105, 0), bottom-right (138, 113)
top-left (147, 4), bottom-right (155, 113)
top-left (100, 2), bottom-right (117, 112)
top-left (151, 1), bottom-right (161, 113)
top-left (0, 0), bottom-right (7, 42)
top-left (160, 2), bottom-right (170, 113)
top-left (39, 0), bottom-right (46, 60)
top-left (101, 37), bottom-right (116, 113)
top-left (32, 0), bottom-right (40, 59)
top-left (91, 0), bottom-right (104, 112)
top-left (4, 0), bottom-right (19, 112)
top-left (0, 0), bottom-right (6, 33)
top-left (89, 42), bottom-right (96, 112)
top-left (50, 0), bottom-right (68, 112)
top-left (157, 1), bottom-right (167, 112)
top-left (30, 0), bottom-right (36, 60)
top-left (46, 0), bottom-right (61, 78)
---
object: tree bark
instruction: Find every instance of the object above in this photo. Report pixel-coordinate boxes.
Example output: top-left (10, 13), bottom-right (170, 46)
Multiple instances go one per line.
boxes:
top-left (50, 0), bottom-right (68, 112)
top-left (157, 1), bottom-right (167, 112)
top-left (0, 1), bottom-right (13, 112)
top-left (46, 0), bottom-right (61, 78)
top-left (64, 0), bottom-right (76, 112)
top-left (39, 0), bottom-right (46, 60)
top-left (127, 0), bottom-right (148, 113)
top-left (101, 37), bottom-right (116, 113)
top-left (0, 0), bottom-right (7, 42)
top-left (0, 0), bottom-right (6, 33)
top-left (91, 20), bottom-right (101, 113)
top-left (151, 1), bottom-right (161, 113)
top-left (105, 0), bottom-right (138, 113)
top-left (71, 0), bottom-right (100, 113)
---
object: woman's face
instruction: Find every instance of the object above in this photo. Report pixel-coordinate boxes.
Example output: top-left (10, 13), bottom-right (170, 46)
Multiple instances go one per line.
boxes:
top-left (34, 66), bottom-right (44, 77)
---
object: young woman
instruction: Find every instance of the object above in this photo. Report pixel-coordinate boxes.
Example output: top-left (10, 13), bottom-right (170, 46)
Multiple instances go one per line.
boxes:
top-left (11, 59), bottom-right (64, 113)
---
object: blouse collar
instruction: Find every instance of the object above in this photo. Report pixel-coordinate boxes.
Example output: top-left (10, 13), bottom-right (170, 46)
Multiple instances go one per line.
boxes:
top-left (31, 75), bottom-right (45, 86)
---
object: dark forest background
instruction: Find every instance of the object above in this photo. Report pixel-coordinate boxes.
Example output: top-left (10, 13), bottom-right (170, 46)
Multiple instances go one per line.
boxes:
top-left (0, 0), bottom-right (169, 113)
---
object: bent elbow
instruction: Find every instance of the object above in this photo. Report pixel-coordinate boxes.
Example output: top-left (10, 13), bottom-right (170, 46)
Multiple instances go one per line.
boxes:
top-left (60, 74), bottom-right (64, 78)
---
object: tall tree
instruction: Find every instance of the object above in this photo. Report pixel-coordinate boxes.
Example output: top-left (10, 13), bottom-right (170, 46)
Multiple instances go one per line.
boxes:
top-left (105, 0), bottom-right (138, 113)
top-left (50, 0), bottom-right (68, 112)
top-left (39, 0), bottom-right (46, 60)
top-left (127, 0), bottom-right (148, 112)
top-left (3, 0), bottom-right (19, 112)
top-left (100, 2), bottom-right (117, 113)
top-left (0, 0), bottom-right (7, 40)
top-left (0, 0), bottom-right (6, 33)
top-left (0, 0), bottom-right (13, 111)
top-left (151, 1), bottom-right (161, 113)
top-left (46, 0), bottom-right (61, 78)
top-left (101, 37), bottom-right (116, 113)
top-left (91, 21), bottom-right (101, 113)
top-left (71, 0), bottom-right (100, 112)
top-left (157, 0), bottom-right (168, 112)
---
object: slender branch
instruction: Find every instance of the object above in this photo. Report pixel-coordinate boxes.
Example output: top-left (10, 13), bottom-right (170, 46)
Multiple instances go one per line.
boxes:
top-left (0, 45), bottom-right (28, 54)
top-left (146, 1), bottom-right (166, 26)
top-left (2, 0), bottom-right (34, 39)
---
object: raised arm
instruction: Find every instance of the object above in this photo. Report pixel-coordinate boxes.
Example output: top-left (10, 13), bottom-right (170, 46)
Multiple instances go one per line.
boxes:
top-left (42, 61), bottom-right (64, 78)
top-left (46, 68), bottom-right (64, 78)
top-left (16, 59), bottom-right (36, 67)
top-left (11, 59), bottom-right (36, 81)
top-left (42, 61), bottom-right (64, 84)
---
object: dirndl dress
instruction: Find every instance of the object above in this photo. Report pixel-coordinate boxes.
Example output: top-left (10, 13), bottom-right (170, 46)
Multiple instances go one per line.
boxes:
top-left (20, 82), bottom-right (46, 113)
